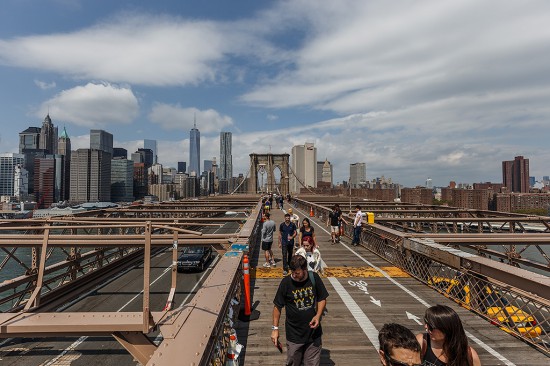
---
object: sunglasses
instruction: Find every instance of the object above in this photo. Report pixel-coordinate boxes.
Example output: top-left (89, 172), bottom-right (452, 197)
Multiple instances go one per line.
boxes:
top-left (424, 318), bottom-right (435, 332)
top-left (385, 353), bottom-right (422, 366)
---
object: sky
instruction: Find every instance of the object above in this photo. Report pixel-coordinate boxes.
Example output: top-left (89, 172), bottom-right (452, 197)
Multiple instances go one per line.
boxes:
top-left (1, 0), bottom-right (549, 187)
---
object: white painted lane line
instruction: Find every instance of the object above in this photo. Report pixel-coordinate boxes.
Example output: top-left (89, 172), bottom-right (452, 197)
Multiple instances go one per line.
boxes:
top-left (42, 336), bottom-right (86, 366)
top-left (117, 266), bottom-right (171, 312)
top-left (297, 207), bottom-right (517, 366)
top-left (178, 255), bottom-right (221, 308)
top-left (2, 250), bottom-right (169, 361)
top-left (44, 264), bottom-right (172, 366)
top-left (466, 330), bottom-right (515, 366)
top-left (339, 232), bottom-right (516, 364)
top-left (344, 242), bottom-right (431, 307)
top-left (153, 255), bottom-right (222, 345)
top-left (58, 248), bottom-right (169, 312)
top-left (327, 277), bottom-right (379, 350)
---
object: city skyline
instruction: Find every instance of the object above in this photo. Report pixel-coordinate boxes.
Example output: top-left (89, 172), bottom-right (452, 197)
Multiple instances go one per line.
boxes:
top-left (1, 1), bottom-right (550, 186)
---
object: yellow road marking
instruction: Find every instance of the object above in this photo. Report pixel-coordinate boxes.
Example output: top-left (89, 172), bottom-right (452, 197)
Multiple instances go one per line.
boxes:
top-left (250, 266), bottom-right (410, 279)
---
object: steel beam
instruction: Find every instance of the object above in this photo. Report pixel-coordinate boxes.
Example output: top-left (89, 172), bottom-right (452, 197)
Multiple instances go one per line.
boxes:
top-left (0, 312), bottom-right (166, 335)
top-left (149, 253), bottom-right (242, 365)
top-left (113, 331), bottom-right (157, 365)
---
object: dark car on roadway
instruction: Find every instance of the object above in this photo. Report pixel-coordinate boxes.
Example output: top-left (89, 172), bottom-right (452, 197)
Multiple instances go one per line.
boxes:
top-left (177, 246), bottom-right (213, 272)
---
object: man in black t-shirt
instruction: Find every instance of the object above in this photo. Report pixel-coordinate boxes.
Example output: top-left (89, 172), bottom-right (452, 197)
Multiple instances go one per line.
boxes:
top-left (327, 204), bottom-right (342, 245)
top-left (271, 255), bottom-right (329, 366)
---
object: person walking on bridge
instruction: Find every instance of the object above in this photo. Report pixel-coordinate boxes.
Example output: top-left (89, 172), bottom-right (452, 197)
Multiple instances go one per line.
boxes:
top-left (287, 208), bottom-right (300, 246)
top-left (417, 304), bottom-right (481, 366)
top-left (271, 255), bottom-right (329, 366)
top-left (327, 204), bottom-right (342, 245)
top-left (299, 218), bottom-right (316, 249)
top-left (262, 212), bottom-right (277, 267)
top-left (351, 205), bottom-right (363, 246)
top-left (378, 323), bottom-right (422, 366)
top-left (295, 236), bottom-right (323, 273)
top-left (279, 213), bottom-right (298, 276)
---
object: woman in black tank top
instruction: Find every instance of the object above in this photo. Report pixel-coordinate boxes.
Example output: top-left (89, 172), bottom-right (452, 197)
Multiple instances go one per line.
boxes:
top-left (416, 305), bottom-right (481, 366)
top-left (299, 218), bottom-right (316, 248)
top-left (421, 333), bottom-right (447, 366)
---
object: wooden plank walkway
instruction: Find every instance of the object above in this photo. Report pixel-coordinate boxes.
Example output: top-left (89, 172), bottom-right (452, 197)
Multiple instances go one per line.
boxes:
top-left (235, 205), bottom-right (549, 365)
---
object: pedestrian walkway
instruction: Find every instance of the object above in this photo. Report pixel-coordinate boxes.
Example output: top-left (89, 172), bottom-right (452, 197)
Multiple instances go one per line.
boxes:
top-left (236, 204), bottom-right (549, 365)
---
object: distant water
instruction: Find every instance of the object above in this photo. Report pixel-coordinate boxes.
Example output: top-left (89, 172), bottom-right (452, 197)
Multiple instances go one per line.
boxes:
top-left (461, 244), bottom-right (549, 277)
top-left (0, 248), bottom-right (72, 283)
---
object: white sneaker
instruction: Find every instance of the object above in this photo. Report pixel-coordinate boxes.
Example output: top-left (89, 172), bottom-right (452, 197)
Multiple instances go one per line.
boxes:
top-left (263, 262), bottom-right (271, 268)
top-left (270, 260), bottom-right (276, 267)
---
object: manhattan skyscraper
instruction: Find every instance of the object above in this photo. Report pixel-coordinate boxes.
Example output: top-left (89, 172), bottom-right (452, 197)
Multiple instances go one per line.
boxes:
top-left (219, 132), bottom-right (232, 181)
top-left (189, 118), bottom-right (200, 175)
top-left (144, 139), bottom-right (158, 164)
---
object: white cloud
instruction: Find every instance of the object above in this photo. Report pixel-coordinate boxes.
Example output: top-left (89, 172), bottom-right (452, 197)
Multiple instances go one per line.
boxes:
top-left (241, 1), bottom-right (550, 118)
top-left (0, 13), bottom-right (226, 86)
top-left (34, 80), bottom-right (56, 90)
top-left (69, 134), bottom-right (90, 150)
top-left (207, 107), bottom-right (544, 187)
top-left (36, 82), bottom-right (139, 128)
top-left (113, 139), bottom-right (146, 159)
top-left (157, 140), bottom-right (188, 169)
top-left (148, 103), bottom-right (233, 133)
top-left (2, 1), bottom-right (550, 187)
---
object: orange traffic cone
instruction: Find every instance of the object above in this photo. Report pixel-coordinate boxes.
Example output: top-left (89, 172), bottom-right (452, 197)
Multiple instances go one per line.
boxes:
top-left (310, 207), bottom-right (314, 217)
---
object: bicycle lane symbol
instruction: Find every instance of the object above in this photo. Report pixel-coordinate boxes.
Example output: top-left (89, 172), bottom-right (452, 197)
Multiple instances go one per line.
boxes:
top-left (348, 280), bottom-right (369, 294)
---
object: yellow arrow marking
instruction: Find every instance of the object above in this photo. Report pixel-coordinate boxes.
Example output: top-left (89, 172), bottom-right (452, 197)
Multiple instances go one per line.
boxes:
top-left (250, 266), bottom-right (410, 279)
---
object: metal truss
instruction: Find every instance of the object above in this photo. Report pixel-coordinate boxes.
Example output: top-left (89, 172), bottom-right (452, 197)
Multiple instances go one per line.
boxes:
top-left (0, 197), bottom-right (262, 366)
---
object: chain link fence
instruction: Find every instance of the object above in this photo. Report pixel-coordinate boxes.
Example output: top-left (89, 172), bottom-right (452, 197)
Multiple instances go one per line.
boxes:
top-left (295, 198), bottom-right (550, 356)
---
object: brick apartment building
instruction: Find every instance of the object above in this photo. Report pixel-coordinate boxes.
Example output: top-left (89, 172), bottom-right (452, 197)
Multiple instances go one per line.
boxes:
top-left (495, 193), bottom-right (550, 213)
top-left (401, 187), bottom-right (432, 205)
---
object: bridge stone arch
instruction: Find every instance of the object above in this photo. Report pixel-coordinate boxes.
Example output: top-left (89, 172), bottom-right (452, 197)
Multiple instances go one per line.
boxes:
top-left (249, 153), bottom-right (290, 195)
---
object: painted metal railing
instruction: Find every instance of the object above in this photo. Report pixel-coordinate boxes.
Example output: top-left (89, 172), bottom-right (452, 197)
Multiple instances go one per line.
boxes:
top-left (294, 197), bottom-right (550, 356)
top-left (0, 197), bottom-right (264, 366)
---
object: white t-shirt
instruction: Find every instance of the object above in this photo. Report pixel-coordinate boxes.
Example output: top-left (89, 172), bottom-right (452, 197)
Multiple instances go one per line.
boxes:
top-left (354, 210), bottom-right (363, 227)
top-left (288, 212), bottom-right (300, 227)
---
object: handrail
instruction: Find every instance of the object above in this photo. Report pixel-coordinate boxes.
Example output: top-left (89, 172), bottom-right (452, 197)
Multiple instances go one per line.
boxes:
top-left (294, 197), bottom-right (550, 356)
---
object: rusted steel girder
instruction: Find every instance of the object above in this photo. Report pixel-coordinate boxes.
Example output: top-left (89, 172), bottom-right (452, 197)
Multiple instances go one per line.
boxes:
top-left (409, 235), bottom-right (550, 244)
top-left (0, 217), bottom-right (244, 226)
top-left (0, 237), bottom-right (232, 247)
top-left (0, 311), bottom-right (166, 336)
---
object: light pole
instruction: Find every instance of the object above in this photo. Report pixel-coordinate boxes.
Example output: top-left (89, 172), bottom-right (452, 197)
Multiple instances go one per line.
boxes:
top-left (349, 176), bottom-right (353, 214)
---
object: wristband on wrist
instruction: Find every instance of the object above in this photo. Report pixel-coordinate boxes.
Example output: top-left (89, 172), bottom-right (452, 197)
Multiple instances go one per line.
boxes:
top-left (272, 325), bottom-right (279, 330)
